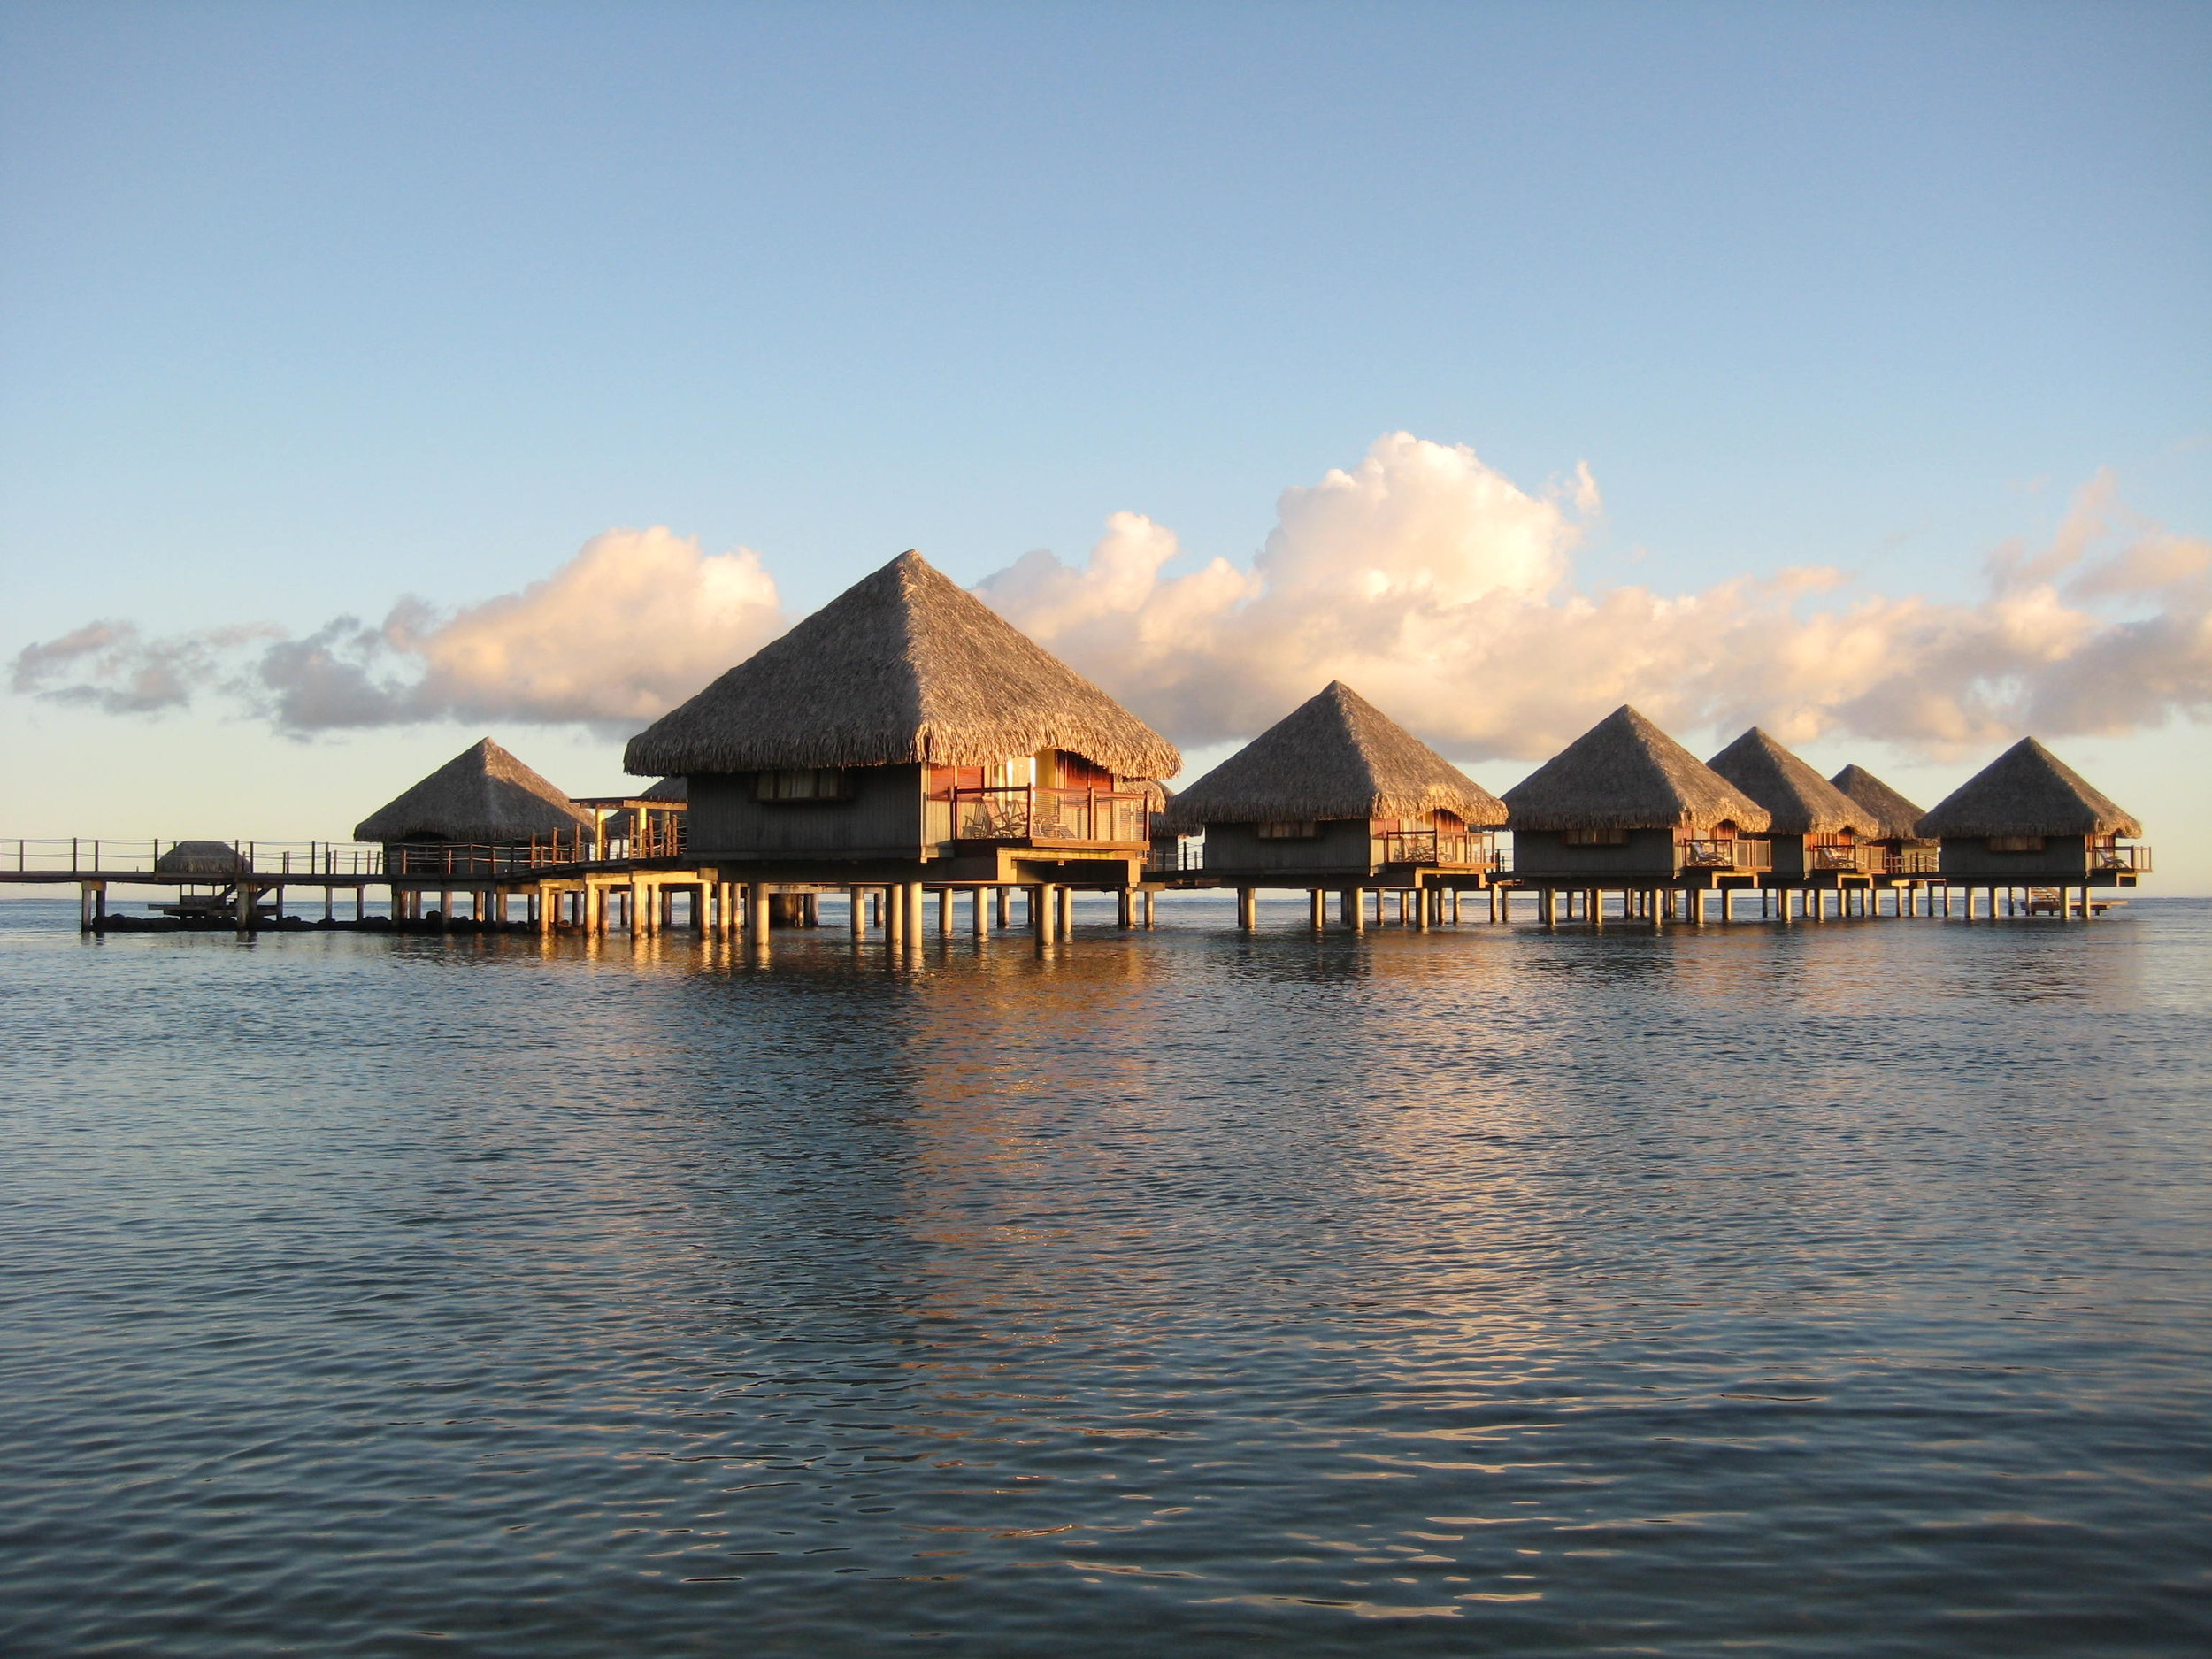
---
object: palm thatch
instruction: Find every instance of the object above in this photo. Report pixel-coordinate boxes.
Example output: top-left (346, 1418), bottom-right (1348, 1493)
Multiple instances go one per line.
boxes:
top-left (1916, 738), bottom-right (2141, 839)
top-left (354, 738), bottom-right (593, 843)
top-left (1706, 728), bottom-right (1866, 836)
top-left (624, 550), bottom-right (1180, 780)
top-left (155, 840), bottom-right (250, 876)
top-left (1165, 681), bottom-right (1506, 828)
top-left (1829, 764), bottom-right (1927, 842)
top-left (640, 776), bottom-right (687, 803)
top-left (1502, 706), bottom-right (1772, 833)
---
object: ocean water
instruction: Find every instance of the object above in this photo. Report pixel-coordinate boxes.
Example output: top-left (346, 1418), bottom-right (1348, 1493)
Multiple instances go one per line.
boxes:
top-left (2, 894), bottom-right (2208, 1657)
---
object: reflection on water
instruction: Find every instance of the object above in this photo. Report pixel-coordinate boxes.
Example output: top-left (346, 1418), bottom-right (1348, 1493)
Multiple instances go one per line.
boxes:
top-left (2, 895), bottom-right (2208, 1656)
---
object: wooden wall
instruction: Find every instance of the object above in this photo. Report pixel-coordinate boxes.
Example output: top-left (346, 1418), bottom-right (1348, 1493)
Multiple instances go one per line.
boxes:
top-left (687, 766), bottom-right (926, 859)
top-left (1199, 819), bottom-right (1379, 874)
top-left (1510, 827), bottom-right (1681, 878)
top-left (1938, 834), bottom-right (2096, 880)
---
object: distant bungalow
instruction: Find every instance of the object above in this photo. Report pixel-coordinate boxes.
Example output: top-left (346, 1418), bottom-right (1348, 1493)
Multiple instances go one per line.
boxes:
top-left (622, 549), bottom-right (1179, 942)
top-left (1917, 738), bottom-right (2150, 913)
top-left (1830, 764), bottom-right (1939, 884)
top-left (1162, 680), bottom-right (1506, 927)
top-left (355, 737), bottom-right (592, 924)
top-left (1502, 706), bottom-right (1772, 921)
top-left (1707, 727), bottom-right (1870, 887)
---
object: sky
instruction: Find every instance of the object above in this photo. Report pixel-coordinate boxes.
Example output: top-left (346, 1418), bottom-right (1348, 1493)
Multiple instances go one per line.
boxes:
top-left (3, 2), bottom-right (2208, 884)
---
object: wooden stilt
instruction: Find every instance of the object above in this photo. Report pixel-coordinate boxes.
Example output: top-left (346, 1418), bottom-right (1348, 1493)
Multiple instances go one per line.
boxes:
top-left (749, 883), bottom-right (772, 951)
top-left (1237, 887), bottom-right (1257, 930)
top-left (1142, 889), bottom-right (1156, 928)
top-left (1118, 889), bottom-right (1133, 928)
top-left (1057, 885), bottom-right (1072, 935)
top-left (1346, 888), bottom-right (1364, 931)
top-left (997, 887), bottom-right (1012, 927)
top-left (1036, 883), bottom-right (1057, 944)
top-left (1310, 888), bottom-right (1325, 928)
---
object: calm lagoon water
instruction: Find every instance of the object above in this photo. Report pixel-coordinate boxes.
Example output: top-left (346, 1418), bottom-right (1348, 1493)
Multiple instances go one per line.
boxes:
top-left (3, 894), bottom-right (2208, 1656)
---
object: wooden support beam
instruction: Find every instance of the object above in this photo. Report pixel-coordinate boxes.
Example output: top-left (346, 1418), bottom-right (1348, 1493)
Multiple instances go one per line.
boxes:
top-left (1310, 888), bottom-right (1325, 928)
top-left (1142, 889), bottom-right (1156, 928)
top-left (1237, 887), bottom-right (1257, 930)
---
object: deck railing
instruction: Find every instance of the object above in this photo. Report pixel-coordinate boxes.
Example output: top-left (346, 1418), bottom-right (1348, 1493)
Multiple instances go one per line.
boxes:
top-left (2, 839), bottom-right (386, 876)
top-left (1375, 830), bottom-right (1498, 868)
top-left (1680, 837), bottom-right (1772, 872)
top-left (2096, 842), bottom-right (2153, 872)
top-left (949, 786), bottom-right (1152, 847)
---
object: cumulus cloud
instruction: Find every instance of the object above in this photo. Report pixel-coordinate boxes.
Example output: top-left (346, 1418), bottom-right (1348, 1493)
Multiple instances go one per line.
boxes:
top-left (13, 528), bottom-right (785, 734)
top-left (977, 434), bottom-right (2212, 759)
top-left (12, 436), bottom-right (2208, 760)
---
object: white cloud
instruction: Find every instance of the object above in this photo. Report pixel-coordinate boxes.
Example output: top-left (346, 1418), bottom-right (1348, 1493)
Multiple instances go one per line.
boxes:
top-left (12, 438), bottom-right (2208, 763)
top-left (12, 528), bottom-right (784, 734)
top-left (978, 436), bottom-right (2212, 759)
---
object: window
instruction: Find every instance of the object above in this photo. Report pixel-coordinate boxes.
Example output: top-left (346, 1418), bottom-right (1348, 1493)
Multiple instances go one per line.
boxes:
top-left (754, 769), bottom-right (849, 803)
top-left (1256, 820), bottom-right (1318, 840)
top-left (1562, 828), bottom-right (1629, 846)
top-left (1988, 835), bottom-right (2046, 853)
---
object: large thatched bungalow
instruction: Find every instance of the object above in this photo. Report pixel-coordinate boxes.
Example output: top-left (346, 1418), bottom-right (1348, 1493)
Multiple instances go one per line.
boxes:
top-left (1830, 764), bottom-right (1938, 880)
top-left (1917, 739), bottom-right (2150, 889)
top-left (1504, 706), bottom-right (1773, 891)
top-left (1706, 728), bottom-right (1870, 885)
top-left (1164, 681), bottom-right (1504, 924)
top-left (623, 550), bottom-right (1179, 938)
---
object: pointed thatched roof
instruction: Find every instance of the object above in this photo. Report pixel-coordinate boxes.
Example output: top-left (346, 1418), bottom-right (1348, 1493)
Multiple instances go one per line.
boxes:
top-left (1706, 728), bottom-right (1866, 836)
top-left (623, 550), bottom-right (1180, 780)
top-left (641, 776), bottom-right (687, 803)
top-left (1916, 738), bottom-right (2141, 839)
top-left (1829, 764), bottom-right (1927, 841)
top-left (155, 841), bottom-right (250, 876)
top-left (1502, 706), bottom-right (1772, 833)
top-left (354, 738), bottom-right (593, 843)
top-left (1164, 681), bottom-right (1506, 828)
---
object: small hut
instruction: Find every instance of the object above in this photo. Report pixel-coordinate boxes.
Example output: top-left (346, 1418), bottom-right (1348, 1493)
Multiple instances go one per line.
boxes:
top-left (1503, 706), bottom-right (1773, 883)
top-left (355, 738), bottom-right (593, 878)
top-left (154, 841), bottom-right (250, 877)
top-left (1706, 728), bottom-right (1869, 884)
top-left (1829, 764), bottom-right (1937, 878)
top-left (1916, 738), bottom-right (2149, 885)
top-left (623, 550), bottom-right (1179, 894)
top-left (1164, 681), bottom-right (1505, 882)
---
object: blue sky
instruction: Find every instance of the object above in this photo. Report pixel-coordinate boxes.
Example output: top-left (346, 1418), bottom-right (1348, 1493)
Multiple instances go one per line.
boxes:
top-left (4, 3), bottom-right (2208, 881)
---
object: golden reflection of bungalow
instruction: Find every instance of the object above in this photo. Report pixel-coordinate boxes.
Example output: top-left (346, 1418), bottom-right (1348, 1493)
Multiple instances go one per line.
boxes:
top-left (1917, 738), bottom-right (2151, 913)
top-left (1706, 728), bottom-right (1872, 890)
top-left (1162, 681), bottom-right (1506, 929)
top-left (356, 737), bottom-right (593, 924)
top-left (1502, 706), bottom-right (1772, 915)
top-left (622, 550), bottom-right (1180, 944)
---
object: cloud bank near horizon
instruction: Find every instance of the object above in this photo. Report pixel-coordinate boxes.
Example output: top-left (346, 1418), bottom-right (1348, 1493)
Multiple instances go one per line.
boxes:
top-left (13, 434), bottom-right (2209, 765)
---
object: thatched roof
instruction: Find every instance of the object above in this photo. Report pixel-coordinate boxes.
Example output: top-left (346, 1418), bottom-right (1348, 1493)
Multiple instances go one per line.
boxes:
top-left (1829, 764), bottom-right (1927, 841)
top-left (1502, 705), bottom-right (1773, 833)
top-left (641, 776), bottom-right (687, 803)
top-left (1916, 738), bottom-right (2142, 839)
top-left (623, 550), bottom-right (1180, 780)
top-left (155, 840), bottom-right (249, 876)
top-left (1164, 681), bottom-right (1506, 828)
top-left (353, 738), bottom-right (593, 843)
top-left (1706, 728), bottom-right (1866, 836)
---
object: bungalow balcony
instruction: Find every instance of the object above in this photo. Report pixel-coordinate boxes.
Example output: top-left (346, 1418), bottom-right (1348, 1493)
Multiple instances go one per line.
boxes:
top-left (942, 785), bottom-right (1154, 850)
top-left (1374, 828), bottom-right (1498, 870)
top-left (2095, 842), bottom-right (2154, 873)
top-left (1680, 836), bottom-right (1771, 872)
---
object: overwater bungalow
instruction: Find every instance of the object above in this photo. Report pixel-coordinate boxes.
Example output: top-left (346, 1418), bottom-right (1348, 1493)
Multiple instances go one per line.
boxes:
top-left (1706, 728), bottom-right (1870, 887)
top-left (355, 738), bottom-right (594, 920)
top-left (621, 549), bottom-right (1179, 941)
top-left (1163, 681), bottom-right (1505, 926)
top-left (1917, 738), bottom-right (2151, 905)
top-left (1829, 764), bottom-right (1938, 882)
top-left (1502, 706), bottom-right (1773, 913)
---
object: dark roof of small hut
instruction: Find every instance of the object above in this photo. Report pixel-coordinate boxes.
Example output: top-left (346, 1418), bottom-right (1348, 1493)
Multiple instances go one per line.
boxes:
top-left (155, 840), bottom-right (249, 876)
top-left (1916, 737), bottom-right (2142, 839)
top-left (1706, 728), bottom-right (1866, 836)
top-left (641, 776), bottom-right (687, 803)
top-left (1164, 681), bottom-right (1507, 829)
top-left (353, 738), bottom-right (593, 843)
top-left (623, 550), bottom-right (1180, 781)
top-left (1829, 764), bottom-right (1927, 841)
top-left (1502, 705), bottom-right (1773, 833)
